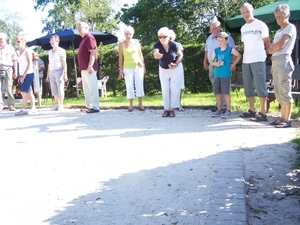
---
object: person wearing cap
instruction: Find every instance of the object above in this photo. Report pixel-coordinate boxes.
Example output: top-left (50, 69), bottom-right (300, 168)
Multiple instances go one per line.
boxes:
top-left (0, 32), bottom-right (18, 113)
top-left (210, 32), bottom-right (242, 118)
top-left (239, 3), bottom-right (271, 121)
top-left (203, 19), bottom-right (236, 112)
top-left (268, 4), bottom-right (296, 128)
top-left (32, 52), bottom-right (45, 98)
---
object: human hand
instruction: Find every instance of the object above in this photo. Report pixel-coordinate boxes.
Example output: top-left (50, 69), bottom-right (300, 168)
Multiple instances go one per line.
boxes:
top-left (168, 62), bottom-right (177, 69)
top-left (154, 52), bottom-right (163, 59)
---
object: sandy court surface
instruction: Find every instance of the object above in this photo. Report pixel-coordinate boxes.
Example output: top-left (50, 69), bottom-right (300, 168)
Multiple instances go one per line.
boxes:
top-left (0, 108), bottom-right (299, 225)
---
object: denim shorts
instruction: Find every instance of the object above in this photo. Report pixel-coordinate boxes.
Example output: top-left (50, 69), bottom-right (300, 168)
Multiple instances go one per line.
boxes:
top-left (20, 73), bottom-right (34, 92)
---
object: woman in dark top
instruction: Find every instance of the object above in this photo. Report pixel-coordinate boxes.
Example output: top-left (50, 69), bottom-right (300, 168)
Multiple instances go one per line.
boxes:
top-left (153, 27), bottom-right (183, 117)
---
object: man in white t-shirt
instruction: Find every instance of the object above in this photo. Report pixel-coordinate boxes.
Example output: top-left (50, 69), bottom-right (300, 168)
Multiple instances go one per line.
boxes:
top-left (239, 3), bottom-right (271, 122)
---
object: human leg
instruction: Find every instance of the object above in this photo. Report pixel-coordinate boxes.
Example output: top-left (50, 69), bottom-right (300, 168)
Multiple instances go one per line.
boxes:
top-left (82, 70), bottom-right (99, 111)
top-left (134, 67), bottom-right (145, 110)
top-left (4, 67), bottom-right (15, 109)
top-left (159, 67), bottom-right (171, 110)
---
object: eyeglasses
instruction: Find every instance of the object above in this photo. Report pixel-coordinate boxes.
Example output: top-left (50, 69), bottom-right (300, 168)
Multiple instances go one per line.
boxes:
top-left (158, 36), bottom-right (168, 39)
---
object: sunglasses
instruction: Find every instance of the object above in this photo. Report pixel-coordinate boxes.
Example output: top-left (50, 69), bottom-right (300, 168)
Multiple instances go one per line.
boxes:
top-left (158, 36), bottom-right (168, 39)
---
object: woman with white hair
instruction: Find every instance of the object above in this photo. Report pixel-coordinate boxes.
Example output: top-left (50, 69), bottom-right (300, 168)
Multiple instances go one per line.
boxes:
top-left (118, 26), bottom-right (145, 112)
top-left (153, 27), bottom-right (183, 117)
top-left (169, 29), bottom-right (185, 111)
top-left (268, 4), bottom-right (296, 128)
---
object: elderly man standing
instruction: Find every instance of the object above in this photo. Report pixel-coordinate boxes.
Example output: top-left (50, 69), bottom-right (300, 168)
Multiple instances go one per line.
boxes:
top-left (77, 22), bottom-right (100, 113)
top-left (0, 32), bottom-right (18, 112)
top-left (203, 20), bottom-right (236, 112)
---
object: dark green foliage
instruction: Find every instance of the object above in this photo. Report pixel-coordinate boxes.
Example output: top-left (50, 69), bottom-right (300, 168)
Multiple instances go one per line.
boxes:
top-left (40, 44), bottom-right (242, 98)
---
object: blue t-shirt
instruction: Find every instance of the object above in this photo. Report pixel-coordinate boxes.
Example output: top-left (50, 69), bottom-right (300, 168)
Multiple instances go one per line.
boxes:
top-left (214, 46), bottom-right (233, 78)
top-left (153, 40), bottom-right (180, 69)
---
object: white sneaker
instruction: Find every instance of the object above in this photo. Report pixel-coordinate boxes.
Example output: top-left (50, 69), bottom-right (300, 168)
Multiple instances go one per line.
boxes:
top-left (57, 105), bottom-right (64, 111)
top-left (28, 107), bottom-right (37, 114)
top-left (51, 104), bottom-right (59, 111)
top-left (222, 110), bottom-right (232, 118)
top-left (212, 109), bottom-right (222, 117)
top-left (15, 109), bottom-right (28, 116)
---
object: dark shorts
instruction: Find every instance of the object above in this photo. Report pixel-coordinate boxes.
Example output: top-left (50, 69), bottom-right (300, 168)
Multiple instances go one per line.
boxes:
top-left (213, 77), bottom-right (231, 95)
top-left (20, 73), bottom-right (34, 92)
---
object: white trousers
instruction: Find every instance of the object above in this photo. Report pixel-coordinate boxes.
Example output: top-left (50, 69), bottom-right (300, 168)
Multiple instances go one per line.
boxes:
top-left (123, 67), bottom-right (144, 99)
top-left (159, 66), bottom-right (181, 110)
top-left (81, 70), bottom-right (99, 110)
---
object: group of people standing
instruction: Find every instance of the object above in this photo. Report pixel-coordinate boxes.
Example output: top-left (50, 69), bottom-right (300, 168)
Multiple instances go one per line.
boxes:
top-left (0, 21), bottom-right (100, 115)
top-left (0, 3), bottom-right (297, 127)
top-left (205, 2), bottom-right (296, 128)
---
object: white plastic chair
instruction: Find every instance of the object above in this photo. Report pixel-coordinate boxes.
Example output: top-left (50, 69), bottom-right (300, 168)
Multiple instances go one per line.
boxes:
top-left (97, 76), bottom-right (109, 98)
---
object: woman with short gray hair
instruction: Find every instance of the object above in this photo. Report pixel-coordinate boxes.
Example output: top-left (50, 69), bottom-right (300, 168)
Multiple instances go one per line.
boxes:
top-left (268, 4), bottom-right (296, 128)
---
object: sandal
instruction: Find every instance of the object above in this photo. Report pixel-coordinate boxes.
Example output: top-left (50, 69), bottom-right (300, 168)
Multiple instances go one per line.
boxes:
top-left (128, 107), bottom-right (133, 112)
top-left (250, 112), bottom-right (268, 122)
top-left (139, 107), bottom-right (146, 111)
top-left (240, 109), bottom-right (256, 118)
top-left (178, 107), bottom-right (185, 111)
top-left (162, 110), bottom-right (169, 117)
top-left (275, 120), bottom-right (292, 128)
top-left (169, 110), bottom-right (175, 117)
top-left (270, 118), bottom-right (283, 125)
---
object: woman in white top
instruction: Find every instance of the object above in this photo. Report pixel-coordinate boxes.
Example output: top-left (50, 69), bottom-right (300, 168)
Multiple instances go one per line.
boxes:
top-left (15, 35), bottom-right (36, 116)
top-left (268, 4), bottom-right (296, 128)
top-left (46, 35), bottom-right (68, 111)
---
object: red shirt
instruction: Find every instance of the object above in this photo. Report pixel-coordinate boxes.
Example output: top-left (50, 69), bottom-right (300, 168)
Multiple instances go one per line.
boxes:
top-left (77, 33), bottom-right (98, 71)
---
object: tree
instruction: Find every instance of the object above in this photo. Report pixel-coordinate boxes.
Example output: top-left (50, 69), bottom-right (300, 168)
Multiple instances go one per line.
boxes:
top-left (118, 0), bottom-right (276, 46)
top-left (33, 0), bottom-right (118, 34)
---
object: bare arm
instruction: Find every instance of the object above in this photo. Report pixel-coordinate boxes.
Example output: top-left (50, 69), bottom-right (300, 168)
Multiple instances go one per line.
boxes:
top-left (118, 42), bottom-right (124, 78)
top-left (230, 49), bottom-right (242, 71)
top-left (203, 51), bottom-right (209, 70)
top-left (269, 34), bottom-right (290, 55)
top-left (87, 49), bottom-right (97, 74)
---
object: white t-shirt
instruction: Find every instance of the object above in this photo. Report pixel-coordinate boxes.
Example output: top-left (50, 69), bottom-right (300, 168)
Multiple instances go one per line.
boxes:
top-left (241, 19), bottom-right (269, 63)
top-left (272, 23), bottom-right (296, 57)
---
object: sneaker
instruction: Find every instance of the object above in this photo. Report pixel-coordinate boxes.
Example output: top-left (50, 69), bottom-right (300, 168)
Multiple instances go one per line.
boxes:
top-left (15, 109), bottom-right (28, 116)
top-left (57, 105), bottom-right (64, 111)
top-left (222, 110), bottom-right (232, 118)
top-left (28, 107), bottom-right (37, 114)
top-left (86, 108), bottom-right (99, 113)
top-left (51, 104), bottom-right (59, 111)
top-left (212, 109), bottom-right (222, 117)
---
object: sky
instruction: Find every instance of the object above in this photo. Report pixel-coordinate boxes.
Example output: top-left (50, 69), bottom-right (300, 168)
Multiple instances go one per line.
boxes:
top-left (0, 0), bottom-right (138, 42)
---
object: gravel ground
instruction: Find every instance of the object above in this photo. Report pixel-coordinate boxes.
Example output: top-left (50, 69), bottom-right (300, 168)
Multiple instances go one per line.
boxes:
top-left (0, 107), bottom-right (299, 225)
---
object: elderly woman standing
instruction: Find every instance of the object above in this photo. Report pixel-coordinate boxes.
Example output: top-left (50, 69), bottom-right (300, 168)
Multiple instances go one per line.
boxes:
top-left (268, 4), bottom-right (296, 128)
top-left (15, 35), bottom-right (36, 116)
top-left (46, 35), bottom-right (68, 111)
top-left (118, 26), bottom-right (145, 112)
top-left (153, 27), bottom-right (183, 117)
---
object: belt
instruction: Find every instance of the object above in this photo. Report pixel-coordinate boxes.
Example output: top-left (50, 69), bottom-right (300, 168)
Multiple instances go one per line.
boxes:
top-left (271, 54), bottom-right (290, 60)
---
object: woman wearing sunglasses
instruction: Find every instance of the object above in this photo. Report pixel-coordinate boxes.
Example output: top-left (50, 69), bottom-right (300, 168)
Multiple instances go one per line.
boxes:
top-left (153, 27), bottom-right (183, 117)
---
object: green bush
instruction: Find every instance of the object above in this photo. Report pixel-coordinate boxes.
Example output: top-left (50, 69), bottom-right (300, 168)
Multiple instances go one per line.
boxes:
top-left (39, 43), bottom-right (243, 98)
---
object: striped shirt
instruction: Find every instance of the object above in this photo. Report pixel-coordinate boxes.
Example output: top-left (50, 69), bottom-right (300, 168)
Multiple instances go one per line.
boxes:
top-left (48, 47), bottom-right (66, 71)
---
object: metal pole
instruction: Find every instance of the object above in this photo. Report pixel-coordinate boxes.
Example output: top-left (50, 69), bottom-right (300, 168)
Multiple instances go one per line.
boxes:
top-left (72, 41), bottom-right (79, 98)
